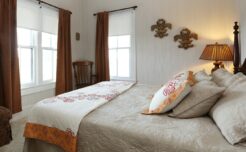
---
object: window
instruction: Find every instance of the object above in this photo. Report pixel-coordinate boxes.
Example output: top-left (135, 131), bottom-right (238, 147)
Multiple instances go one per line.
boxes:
top-left (17, 0), bottom-right (58, 89)
top-left (109, 35), bottom-right (131, 77)
top-left (17, 28), bottom-right (58, 88)
top-left (108, 10), bottom-right (136, 81)
top-left (42, 32), bottom-right (57, 82)
top-left (17, 28), bottom-right (36, 86)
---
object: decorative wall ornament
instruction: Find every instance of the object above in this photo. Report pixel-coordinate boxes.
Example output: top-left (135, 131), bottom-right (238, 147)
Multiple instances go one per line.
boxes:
top-left (151, 19), bottom-right (172, 38)
top-left (174, 28), bottom-right (198, 50)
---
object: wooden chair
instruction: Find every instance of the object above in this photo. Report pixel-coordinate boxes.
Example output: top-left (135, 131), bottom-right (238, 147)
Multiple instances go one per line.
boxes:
top-left (73, 61), bottom-right (97, 89)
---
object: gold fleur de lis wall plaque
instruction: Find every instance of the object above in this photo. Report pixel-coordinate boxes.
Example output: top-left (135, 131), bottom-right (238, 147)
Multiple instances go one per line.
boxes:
top-left (174, 28), bottom-right (198, 50)
top-left (151, 19), bottom-right (172, 38)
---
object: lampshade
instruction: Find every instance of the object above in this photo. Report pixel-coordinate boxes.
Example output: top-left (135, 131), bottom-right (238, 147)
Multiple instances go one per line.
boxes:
top-left (200, 43), bottom-right (233, 61)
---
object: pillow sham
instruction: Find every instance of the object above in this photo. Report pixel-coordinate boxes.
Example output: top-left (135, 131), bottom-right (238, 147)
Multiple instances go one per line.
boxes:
top-left (223, 72), bottom-right (245, 89)
top-left (194, 70), bottom-right (212, 82)
top-left (210, 74), bottom-right (246, 145)
top-left (169, 80), bottom-right (225, 118)
top-left (143, 71), bottom-right (194, 115)
top-left (212, 69), bottom-right (233, 87)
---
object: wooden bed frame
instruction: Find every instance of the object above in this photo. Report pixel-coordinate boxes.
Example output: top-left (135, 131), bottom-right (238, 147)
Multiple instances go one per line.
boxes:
top-left (233, 22), bottom-right (246, 74)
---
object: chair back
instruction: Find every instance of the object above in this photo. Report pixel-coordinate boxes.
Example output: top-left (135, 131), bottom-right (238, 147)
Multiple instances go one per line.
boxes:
top-left (73, 61), bottom-right (93, 89)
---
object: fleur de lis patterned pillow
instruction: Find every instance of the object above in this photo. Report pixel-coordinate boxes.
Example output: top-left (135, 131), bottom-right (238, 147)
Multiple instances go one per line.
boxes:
top-left (143, 71), bottom-right (194, 115)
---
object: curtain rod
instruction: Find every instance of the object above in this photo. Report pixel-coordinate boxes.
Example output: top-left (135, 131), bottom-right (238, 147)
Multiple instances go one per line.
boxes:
top-left (93, 6), bottom-right (137, 16)
top-left (36, 0), bottom-right (72, 14)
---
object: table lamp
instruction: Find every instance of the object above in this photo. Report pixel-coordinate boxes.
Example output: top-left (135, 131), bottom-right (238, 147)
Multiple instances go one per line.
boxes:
top-left (200, 43), bottom-right (233, 73)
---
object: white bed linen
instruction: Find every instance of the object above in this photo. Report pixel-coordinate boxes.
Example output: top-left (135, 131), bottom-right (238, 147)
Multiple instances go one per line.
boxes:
top-left (24, 84), bottom-right (246, 152)
top-left (27, 81), bottom-right (135, 136)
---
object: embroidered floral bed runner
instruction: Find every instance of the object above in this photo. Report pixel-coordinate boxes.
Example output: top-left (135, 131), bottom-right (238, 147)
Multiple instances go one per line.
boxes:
top-left (24, 81), bottom-right (135, 152)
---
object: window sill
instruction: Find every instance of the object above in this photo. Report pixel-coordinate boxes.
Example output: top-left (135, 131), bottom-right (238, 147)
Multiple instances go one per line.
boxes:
top-left (110, 77), bottom-right (136, 81)
top-left (21, 83), bottom-right (55, 96)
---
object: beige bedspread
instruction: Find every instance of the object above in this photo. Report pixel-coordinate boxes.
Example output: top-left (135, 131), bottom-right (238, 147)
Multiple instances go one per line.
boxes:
top-left (24, 84), bottom-right (246, 152)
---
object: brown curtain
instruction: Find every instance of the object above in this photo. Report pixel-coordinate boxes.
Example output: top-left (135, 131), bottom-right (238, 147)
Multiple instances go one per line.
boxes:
top-left (95, 12), bottom-right (110, 82)
top-left (0, 0), bottom-right (22, 113)
top-left (55, 9), bottom-right (73, 95)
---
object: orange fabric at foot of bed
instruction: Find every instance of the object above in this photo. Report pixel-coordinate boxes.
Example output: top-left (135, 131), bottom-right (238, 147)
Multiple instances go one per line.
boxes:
top-left (24, 123), bottom-right (77, 152)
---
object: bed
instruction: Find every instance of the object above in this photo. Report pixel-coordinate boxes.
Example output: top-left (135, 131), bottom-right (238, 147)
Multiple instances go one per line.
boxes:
top-left (23, 23), bottom-right (246, 152)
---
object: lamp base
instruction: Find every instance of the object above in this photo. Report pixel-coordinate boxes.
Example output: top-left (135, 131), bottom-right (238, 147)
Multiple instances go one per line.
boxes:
top-left (212, 61), bottom-right (223, 73)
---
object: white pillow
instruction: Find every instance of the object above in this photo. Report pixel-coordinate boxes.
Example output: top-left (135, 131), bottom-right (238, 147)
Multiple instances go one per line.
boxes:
top-left (143, 71), bottom-right (194, 114)
top-left (212, 69), bottom-right (233, 87)
top-left (174, 71), bottom-right (196, 86)
top-left (210, 74), bottom-right (246, 145)
top-left (194, 70), bottom-right (212, 82)
top-left (169, 80), bottom-right (225, 118)
top-left (223, 72), bottom-right (245, 89)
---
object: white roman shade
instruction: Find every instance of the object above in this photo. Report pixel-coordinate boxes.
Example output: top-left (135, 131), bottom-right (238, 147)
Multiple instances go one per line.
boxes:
top-left (109, 10), bottom-right (135, 36)
top-left (17, 0), bottom-right (58, 34)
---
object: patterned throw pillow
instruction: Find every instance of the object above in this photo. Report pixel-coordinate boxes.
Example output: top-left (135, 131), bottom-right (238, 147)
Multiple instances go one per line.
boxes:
top-left (174, 71), bottom-right (196, 86)
top-left (143, 71), bottom-right (194, 114)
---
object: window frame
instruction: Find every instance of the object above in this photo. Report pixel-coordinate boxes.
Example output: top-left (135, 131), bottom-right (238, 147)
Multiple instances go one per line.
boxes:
top-left (17, 46), bottom-right (36, 89)
top-left (109, 35), bottom-right (135, 81)
top-left (108, 11), bottom-right (136, 81)
top-left (17, 27), bottom-right (37, 89)
top-left (40, 32), bottom-right (57, 84)
top-left (17, 27), bottom-right (57, 91)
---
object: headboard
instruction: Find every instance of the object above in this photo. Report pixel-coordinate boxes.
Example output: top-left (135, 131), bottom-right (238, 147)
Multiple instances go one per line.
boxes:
top-left (233, 22), bottom-right (246, 75)
top-left (241, 59), bottom-right (246, 74)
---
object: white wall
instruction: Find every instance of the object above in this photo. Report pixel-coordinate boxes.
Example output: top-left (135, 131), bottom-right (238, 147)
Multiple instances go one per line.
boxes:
top-left (237, 0), bottom-right (246, 62)
top-left (81, 0), bottom-right (238, 85)
top-left (41, 0), bottom-right (86, 63)
top-left (21, 0), bottom-right (85, 109)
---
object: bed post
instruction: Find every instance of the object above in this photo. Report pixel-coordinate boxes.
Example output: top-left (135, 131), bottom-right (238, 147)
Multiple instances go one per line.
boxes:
top-left (233, 22), bottom-right (240, 74)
